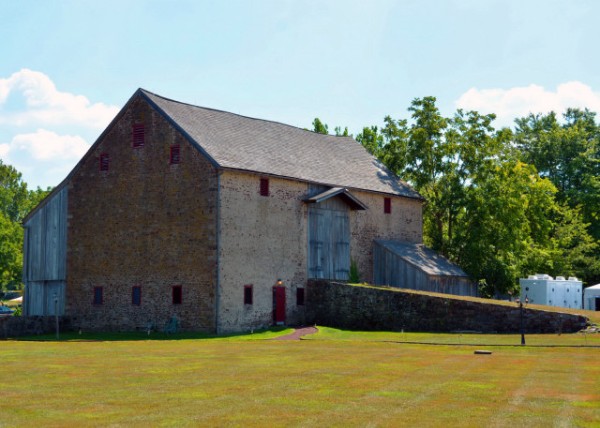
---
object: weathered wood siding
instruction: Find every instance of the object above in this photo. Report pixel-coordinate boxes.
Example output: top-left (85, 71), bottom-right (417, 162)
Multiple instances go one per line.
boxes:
top-left (373, 242), bottom-right (477, 296)
top-left (23, 186), bottom-right (68, 315)
top-left (308, 192), bottom-right (350, 280)
top-left (23, 281), bottom-right (65, 316)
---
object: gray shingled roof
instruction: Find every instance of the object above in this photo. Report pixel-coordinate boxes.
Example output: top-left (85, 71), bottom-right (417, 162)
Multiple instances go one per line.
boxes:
top-left (375, 240), bottom-right (468, 277)
top-left (141, 89), bottom-right (422, 199)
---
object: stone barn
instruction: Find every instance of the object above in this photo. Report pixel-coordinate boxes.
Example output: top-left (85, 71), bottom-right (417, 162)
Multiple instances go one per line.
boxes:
top-left (21, 88), bottom-right (467, 333)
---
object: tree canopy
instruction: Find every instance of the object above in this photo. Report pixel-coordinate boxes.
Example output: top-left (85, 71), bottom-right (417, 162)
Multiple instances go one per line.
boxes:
top-left (354, 98), bottom-right (599, 295)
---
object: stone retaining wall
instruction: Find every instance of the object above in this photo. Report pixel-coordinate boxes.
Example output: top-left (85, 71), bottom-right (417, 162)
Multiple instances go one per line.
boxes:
top-left (306, 280), bottom-right (588, 333)
top-left (0, 316), bottom-right (72, 338)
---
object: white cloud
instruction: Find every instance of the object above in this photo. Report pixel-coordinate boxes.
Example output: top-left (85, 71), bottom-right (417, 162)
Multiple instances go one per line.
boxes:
top-left (0, 69), bottom-right (118, 188)
top-left (455, 81), bottom-right (600, 128)
top-left (0, 129), bottom-right (91, 188)
top-left (0, 69), bottom-right (119, 128)
top-left (0, 143), bottom-right (9, 158)
top-left (9, 129), bottom-right (90, 161)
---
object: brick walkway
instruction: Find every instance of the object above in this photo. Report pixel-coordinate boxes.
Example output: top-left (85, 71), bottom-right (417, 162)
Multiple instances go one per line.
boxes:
top-left (273, 326), bottom-right (318, 340)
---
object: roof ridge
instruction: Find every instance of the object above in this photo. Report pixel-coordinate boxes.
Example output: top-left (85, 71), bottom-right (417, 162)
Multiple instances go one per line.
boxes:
top-left (139, 88), bottom-right (354, 139)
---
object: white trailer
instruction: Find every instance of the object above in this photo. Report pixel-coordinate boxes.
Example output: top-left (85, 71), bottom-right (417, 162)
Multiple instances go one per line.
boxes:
top-left (583, 284), bottom-right (600, 311)
top-left (519, 274), bottom-right (582, 309)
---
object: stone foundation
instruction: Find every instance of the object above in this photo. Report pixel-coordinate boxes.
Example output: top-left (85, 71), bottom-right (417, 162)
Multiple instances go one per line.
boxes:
top-left (0, 316), bottom-right (72, 338)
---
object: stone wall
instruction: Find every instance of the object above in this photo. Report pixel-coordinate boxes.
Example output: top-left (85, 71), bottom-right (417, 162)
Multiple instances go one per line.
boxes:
top-left (218, 171), bottom-right (309, 332)
top-left (0, 316), bottom-right (72, 338)
top-left (67, 95), bottom-right (218, 332)
top-left (306, 280), bottom-right (588, 333)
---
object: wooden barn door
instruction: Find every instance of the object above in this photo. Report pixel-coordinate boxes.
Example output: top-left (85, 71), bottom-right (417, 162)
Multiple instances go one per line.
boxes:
top-left (308, 198), bottom-right (350, 280)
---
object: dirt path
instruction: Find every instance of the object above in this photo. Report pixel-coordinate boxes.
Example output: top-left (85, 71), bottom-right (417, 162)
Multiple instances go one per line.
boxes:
top-left (273, 326), bottom-right (318, 340)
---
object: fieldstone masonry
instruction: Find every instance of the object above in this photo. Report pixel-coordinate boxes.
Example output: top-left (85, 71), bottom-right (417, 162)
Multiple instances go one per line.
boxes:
top-left (67, 97), bottom-right (218, 332)
top-left (306, 280), bottom-right (589, 333)
top-left (0, 316), bottom-right (72, 338)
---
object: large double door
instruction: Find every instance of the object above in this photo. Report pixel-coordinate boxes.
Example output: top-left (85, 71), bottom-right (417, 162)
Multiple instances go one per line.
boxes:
top-left (308, 198), bottom-right (350, 280)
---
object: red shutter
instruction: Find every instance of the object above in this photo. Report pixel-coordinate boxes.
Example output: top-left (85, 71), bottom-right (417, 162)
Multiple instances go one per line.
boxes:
top-left (244, 285), bottom-right (253, 305)
top-left (132, 124), bottom-right (145, 148)
top-left (93, 287), bottom-right (103, 305)
top-left (260, 178), bottom-right (269, 196)
top-left (296, 287), bottom-right (305, 306)
top-left (172, 285), bottom-right (182, 304)
top-left (384, 197), bottom-right (391, 214)
top-left (170, 145), bottom-right (181, 164)
top-left (99, 153), bottom-right (109, 171)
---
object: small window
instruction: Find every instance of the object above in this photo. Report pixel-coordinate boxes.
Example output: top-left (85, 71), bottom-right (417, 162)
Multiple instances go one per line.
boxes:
top-left (132, 124), bottom-right (145, 148)
top-left (296, 287), bottom-right (305, 306)
top-left (172, 285), bottom-right (182, 305)
top-left (384, 197), bottom-right (391, 214)
top-left (99, 153), bottom-right (109, 171)
top-left (132, 286), bottom-right (142, 306)
top-left (259, 177), bottom-right (269, 196)
top-left (170, 145), bottom-right (181, 164)
top-left (244, 285), bottom-right (253, 305)
top-left (93, 287), bottom-right (103, 305)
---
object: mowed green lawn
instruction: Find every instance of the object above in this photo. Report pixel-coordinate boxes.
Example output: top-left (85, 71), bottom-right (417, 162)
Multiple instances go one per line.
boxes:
top-left (1, 329), bottom-right (599, 427)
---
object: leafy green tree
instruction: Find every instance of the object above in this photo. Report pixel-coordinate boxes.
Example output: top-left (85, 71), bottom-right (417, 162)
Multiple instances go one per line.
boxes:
top-left (0, 212), bottom-right (23, 290)
top-left (0, 160), bottom-right (51, 291)
top-left (515, 109), bottom-right (600, 240)
top-left (334, 126), bottom-right (349, 137)
top-left (456, 161), bottom-right (560, 295)
top-left (356, 125), bottom-right (384, 156)
top-left (357, 99), bottom-right (599, 295)
top-left (312, 118), bottom-right (329, 135)
top-left (311, 119), bottom-right (350, 137)
top-left (0, 161), bottom-right (29, 222)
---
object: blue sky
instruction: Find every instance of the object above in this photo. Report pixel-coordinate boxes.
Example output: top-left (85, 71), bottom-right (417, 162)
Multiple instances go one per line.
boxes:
top-left (1, 0), bottom-right (600, 189)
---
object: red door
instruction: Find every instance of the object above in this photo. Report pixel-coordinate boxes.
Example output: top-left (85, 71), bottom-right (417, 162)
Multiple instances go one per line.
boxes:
top-left (273, 286), bottom-right (286, 325)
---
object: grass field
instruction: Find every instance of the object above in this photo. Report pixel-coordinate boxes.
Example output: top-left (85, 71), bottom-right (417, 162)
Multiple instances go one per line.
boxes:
top-left (1, 328), bottom-right (599, 427)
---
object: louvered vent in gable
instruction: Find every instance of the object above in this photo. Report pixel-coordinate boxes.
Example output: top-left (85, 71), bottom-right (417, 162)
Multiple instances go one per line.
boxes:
top-left (99, 153), bottom-right (109, 171)
top-left (170, 144), bottom-right (181, 164)
top-left (132, 123), bottom-right (145, 148)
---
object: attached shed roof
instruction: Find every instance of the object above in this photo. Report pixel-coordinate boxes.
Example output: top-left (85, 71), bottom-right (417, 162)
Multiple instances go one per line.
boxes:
top-left (140, 89), bottom-right (422, 199)
top-left (375, 240), bottom-right (468, 277)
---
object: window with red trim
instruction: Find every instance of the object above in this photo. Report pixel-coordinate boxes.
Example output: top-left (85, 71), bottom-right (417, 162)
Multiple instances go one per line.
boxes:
top-left (244, 285), bottom-right (253, 305)
top-left (99, 153), bottom-right (109, 171)
top-left (132, 286), bottom-right (142, 306)
top-left (93, 287), bottom-right (103, 305)
top-left (384, 197), bottom-right (391, 214)
top-left (132, 124), bottom-right (145, 148)
top-left (296, 287), bottom-right (305, 306)
top-left (170, 145), bottom-right (181, 164)
top-left (259, 177), bottom-right (269, 196)
top-left (172, 285), bottom-right (182, 304)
